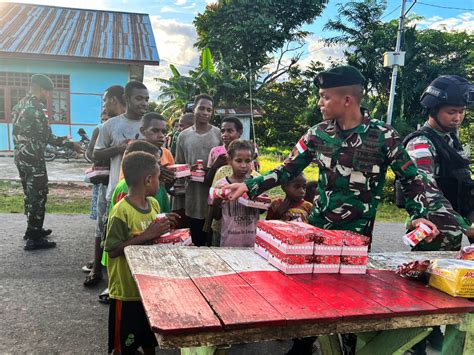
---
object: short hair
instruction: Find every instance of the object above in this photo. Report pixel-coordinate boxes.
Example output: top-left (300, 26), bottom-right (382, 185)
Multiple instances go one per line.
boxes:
top-left (283, 173), bottom-right (306, 187)
top-left (180, 113), bottom-right (194, 125)
top-left (227, 140), bottom-right (254, 159)
top-left (335, 84), bottom-right (364, 104)
top-left (125, 81), bottom-right (148, 97)
top-left (222, 116), bottom-right (243, 132)
top-left (141, 112), bottom-right (165, 130)
top-left (193, 93), bottom-right (213, 106)
top-left (122, 151), bottom-right (159, 187)
top-left (104, 85), bottom-right (125, 106)
top-left (125, 140), bottom-right (160, 156)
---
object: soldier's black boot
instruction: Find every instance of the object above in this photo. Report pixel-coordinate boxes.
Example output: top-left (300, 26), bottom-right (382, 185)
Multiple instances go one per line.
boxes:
top-left (24, 230), bottom-right (56, 251)
top-left (23, 228), bottom-right (52, 240)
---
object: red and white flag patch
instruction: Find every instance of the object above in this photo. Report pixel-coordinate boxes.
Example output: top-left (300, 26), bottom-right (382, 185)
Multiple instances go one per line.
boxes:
top-left (295, 138), bottom-right (308, 154)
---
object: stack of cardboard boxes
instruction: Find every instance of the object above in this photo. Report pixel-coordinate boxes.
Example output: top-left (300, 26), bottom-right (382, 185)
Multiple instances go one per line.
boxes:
top-left (255, 220), bottom-right (369, 274)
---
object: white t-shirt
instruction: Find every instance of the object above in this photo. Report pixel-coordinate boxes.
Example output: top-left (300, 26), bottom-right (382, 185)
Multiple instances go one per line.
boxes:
top-left (94, 114), bottom-right (143, 200)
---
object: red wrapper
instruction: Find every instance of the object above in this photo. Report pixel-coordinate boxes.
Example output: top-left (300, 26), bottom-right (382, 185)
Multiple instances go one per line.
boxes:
top-left (396, 260), bottom-right (430, 280)
top-left (457, 246), bottom-right (474, 261)
top-left (209, 187), bottom-right (231, 201)
top-left (341, 256), bottom-right (368, 265)
top-left (155, 213), bottom-right (167, 222)
top-left (313, 255), bottom-right (340, 264)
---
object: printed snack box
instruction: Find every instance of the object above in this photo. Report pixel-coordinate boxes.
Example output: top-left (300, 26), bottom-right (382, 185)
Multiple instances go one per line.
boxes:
top-left (256, 220), bottom-right (315, 255)
top-left (402, 223), bottom-right (432, 247)
top-left (190, 160), bottom-right (205, 182)
top-left (313, 255), bottom-right (340, 274)
top-left (238, 193), bottom-right (271, 210)
top-left (153, 228), bottom-right (191, 246)
top-left (428, 259), bottom-right (474, 297)
top-left (254, 236), bottom-right (270, 260)
top-left (268, 247), bottom-right (314, 274)
top-left (340, 230), bottom-right (370, 256)
top-left (339, 256), bottom-right (368, 274)
top-left (167, 164), bottom-right (191, 178)
top-left (313, 230), bottom-right (344, 256)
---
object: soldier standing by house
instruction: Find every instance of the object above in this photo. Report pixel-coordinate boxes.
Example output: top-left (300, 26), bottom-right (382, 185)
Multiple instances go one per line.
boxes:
top-left (12, 74), bottom-right (67, 250)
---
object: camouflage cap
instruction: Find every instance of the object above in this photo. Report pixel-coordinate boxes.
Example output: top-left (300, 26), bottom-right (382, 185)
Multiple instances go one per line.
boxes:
top-left (315, 65), bottom-right (365, 89)
top-left (31, 74), bottom-right (54, 91)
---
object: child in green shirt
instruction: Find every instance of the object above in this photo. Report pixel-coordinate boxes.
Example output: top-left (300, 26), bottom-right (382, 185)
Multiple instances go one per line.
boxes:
top-left (105, 151), bottom-right (177, 354)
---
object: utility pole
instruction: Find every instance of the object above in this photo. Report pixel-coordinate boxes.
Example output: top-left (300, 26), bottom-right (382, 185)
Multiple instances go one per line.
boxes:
top-left (386, 0), bottom-right (407, 125)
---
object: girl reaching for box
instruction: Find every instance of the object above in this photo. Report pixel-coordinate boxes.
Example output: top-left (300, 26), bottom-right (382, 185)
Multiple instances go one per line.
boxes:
top-left (211, 140), bottom-right (260, 247)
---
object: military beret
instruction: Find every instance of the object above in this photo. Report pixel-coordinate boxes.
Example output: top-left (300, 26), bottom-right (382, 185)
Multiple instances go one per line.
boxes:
top-left (314, 65), bottom-right (365, 88)
top-left (31, 74), bottom-right (54, 91)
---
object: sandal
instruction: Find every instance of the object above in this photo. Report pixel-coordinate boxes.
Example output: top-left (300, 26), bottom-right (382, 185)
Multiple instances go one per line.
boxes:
top-left (81, 261), bottom-right (94, 273)
top-left (98, 288), bottom-right (110, 304)
top-left (83, 272), bottom-right (103, 287)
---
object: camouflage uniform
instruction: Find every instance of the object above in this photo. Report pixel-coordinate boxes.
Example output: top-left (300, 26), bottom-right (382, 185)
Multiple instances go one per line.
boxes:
top-left (12, 94), bottom-right (63, 236)
top-left (245, 115), bottom-right (428, 240)
top-left (405, 122), bottom-right (471, 251)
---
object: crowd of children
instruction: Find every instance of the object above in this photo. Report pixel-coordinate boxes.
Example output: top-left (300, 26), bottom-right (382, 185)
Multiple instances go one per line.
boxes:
top-left (86, 86), bottom-right (317, 354)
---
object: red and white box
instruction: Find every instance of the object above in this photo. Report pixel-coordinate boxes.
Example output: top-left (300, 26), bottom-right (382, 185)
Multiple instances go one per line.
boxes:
top-left (313, 230), bottom-right (344, 256)
top-left (190, 170), bottom-right (205, 182)
top-left (153, 228), bottom-right (191, 245)
top-left (268, 249), bottom-right (314, 274)
top-left (254, 236), bottom-right (270, 260)
top-left (312, 255), bottom-right (340, 274)
top-left (238, 194), bottom-right (271, 210)
top-left (256, 220), bottom-right (315, 255)
top-left (340, 230), bottom-right (370, 256)
top-left (340, 256), bottom-right (368, 274)
top-left (168, 164), bottom-right (191, 178)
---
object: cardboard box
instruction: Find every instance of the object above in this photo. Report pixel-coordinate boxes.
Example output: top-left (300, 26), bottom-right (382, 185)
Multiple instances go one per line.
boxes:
top-left (340, 256), bottom-right (368, 274)
top-left (257, 220), bottom-right (317, 244)
top-left (256, 222), bottom-right (314, 255)
top-left (153, 228), bottom-right (191, 245)
top-left (190, 170), bottom-right (205, 182)
top-left (268, 253), bottom-right (314, 274)
top-left (168, 164), bottom-right (191, 178)
top-left (313, 255), bottom-right (340, 274)
top-left (254, 238), bottom-right (269, 260)
top-left (238, 194), bottom-right (271, 210)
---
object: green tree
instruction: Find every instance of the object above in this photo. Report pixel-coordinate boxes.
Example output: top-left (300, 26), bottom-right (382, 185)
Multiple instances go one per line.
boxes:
top-left (156, 48), bottom-right (249, 122)
top-left (255, 64), bottom-right (321, 147)
top-left (325, 0), bottom-right (473, 136)
top-left (194, 0), bottom-right (327, 86)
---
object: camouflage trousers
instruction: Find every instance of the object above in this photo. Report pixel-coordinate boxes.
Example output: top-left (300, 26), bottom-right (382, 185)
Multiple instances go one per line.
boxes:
top-left (16, 162), bottom-right (49, 232)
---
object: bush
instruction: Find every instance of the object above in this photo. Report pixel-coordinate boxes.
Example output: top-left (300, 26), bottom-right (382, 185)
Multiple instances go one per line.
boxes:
top-left (383, 168), bottom-right (396, 203)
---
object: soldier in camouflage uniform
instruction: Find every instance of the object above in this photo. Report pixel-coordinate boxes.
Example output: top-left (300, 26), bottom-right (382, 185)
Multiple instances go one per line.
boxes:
top-left (225, 66), bottom-right (438, 355)
top-left (12, 74), bottom-right (66, 250)
top-left (405, 75), bottom-right (474, 252)
top-left (226, 66), bottom-right (438, 241)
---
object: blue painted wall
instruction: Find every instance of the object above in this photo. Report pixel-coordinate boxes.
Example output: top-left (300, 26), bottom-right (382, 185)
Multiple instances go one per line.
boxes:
top-left (1, 58), bottom-right (130, 150)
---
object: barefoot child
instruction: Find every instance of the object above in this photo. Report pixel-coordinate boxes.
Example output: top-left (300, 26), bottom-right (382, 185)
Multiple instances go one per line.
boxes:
top-left (266, 173), bottom-right (313, 223)
top-left (105, 151), bottom-right (177, 354)
top-left (211, 140), bottom-right (260, 247)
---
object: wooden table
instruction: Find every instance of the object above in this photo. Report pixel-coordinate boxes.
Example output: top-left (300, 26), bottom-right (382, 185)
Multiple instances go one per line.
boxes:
top-left (125, 246), bottom-right (474, 354)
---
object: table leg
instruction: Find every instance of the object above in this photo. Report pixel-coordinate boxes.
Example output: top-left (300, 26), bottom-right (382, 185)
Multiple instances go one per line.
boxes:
top-left (180, 346), bottom-right (228, 355)
top-left (318, 335), bottom-right (343, 355)
top-left (355, 327), bottom-right (432, 355)
top-left (442, 313), bottom-right (474, 355)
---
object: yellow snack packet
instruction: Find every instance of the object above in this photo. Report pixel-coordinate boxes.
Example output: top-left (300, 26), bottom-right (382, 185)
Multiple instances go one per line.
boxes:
top-left (428, 259), bottom-right (474, 297)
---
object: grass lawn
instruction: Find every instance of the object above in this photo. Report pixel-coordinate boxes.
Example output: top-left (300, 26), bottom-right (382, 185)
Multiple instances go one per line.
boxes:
top-left (0, 153), bottom-right (408, 222)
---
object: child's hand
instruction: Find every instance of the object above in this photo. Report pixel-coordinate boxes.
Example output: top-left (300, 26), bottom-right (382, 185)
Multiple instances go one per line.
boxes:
top-left (145, 219), bottom-right (171, 241)
top-left (165, 213), bottom-right (181, 229)
top-left (159, 165), bottom-right (175, 184)
top-left (276, 199), bottom-right (291, 217)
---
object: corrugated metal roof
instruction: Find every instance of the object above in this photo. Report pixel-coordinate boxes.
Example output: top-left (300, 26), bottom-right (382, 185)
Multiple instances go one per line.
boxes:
top-left (0, 2), bottom-right (159, 65)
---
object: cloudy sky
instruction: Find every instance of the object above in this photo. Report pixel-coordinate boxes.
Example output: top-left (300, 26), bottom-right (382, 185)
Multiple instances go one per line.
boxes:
top-left (3, 0), bottom-right (473, 99)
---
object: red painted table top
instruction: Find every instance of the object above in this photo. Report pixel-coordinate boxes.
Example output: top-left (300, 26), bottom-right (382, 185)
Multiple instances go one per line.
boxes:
top-left (124, 246), bottom-right (474, 336)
